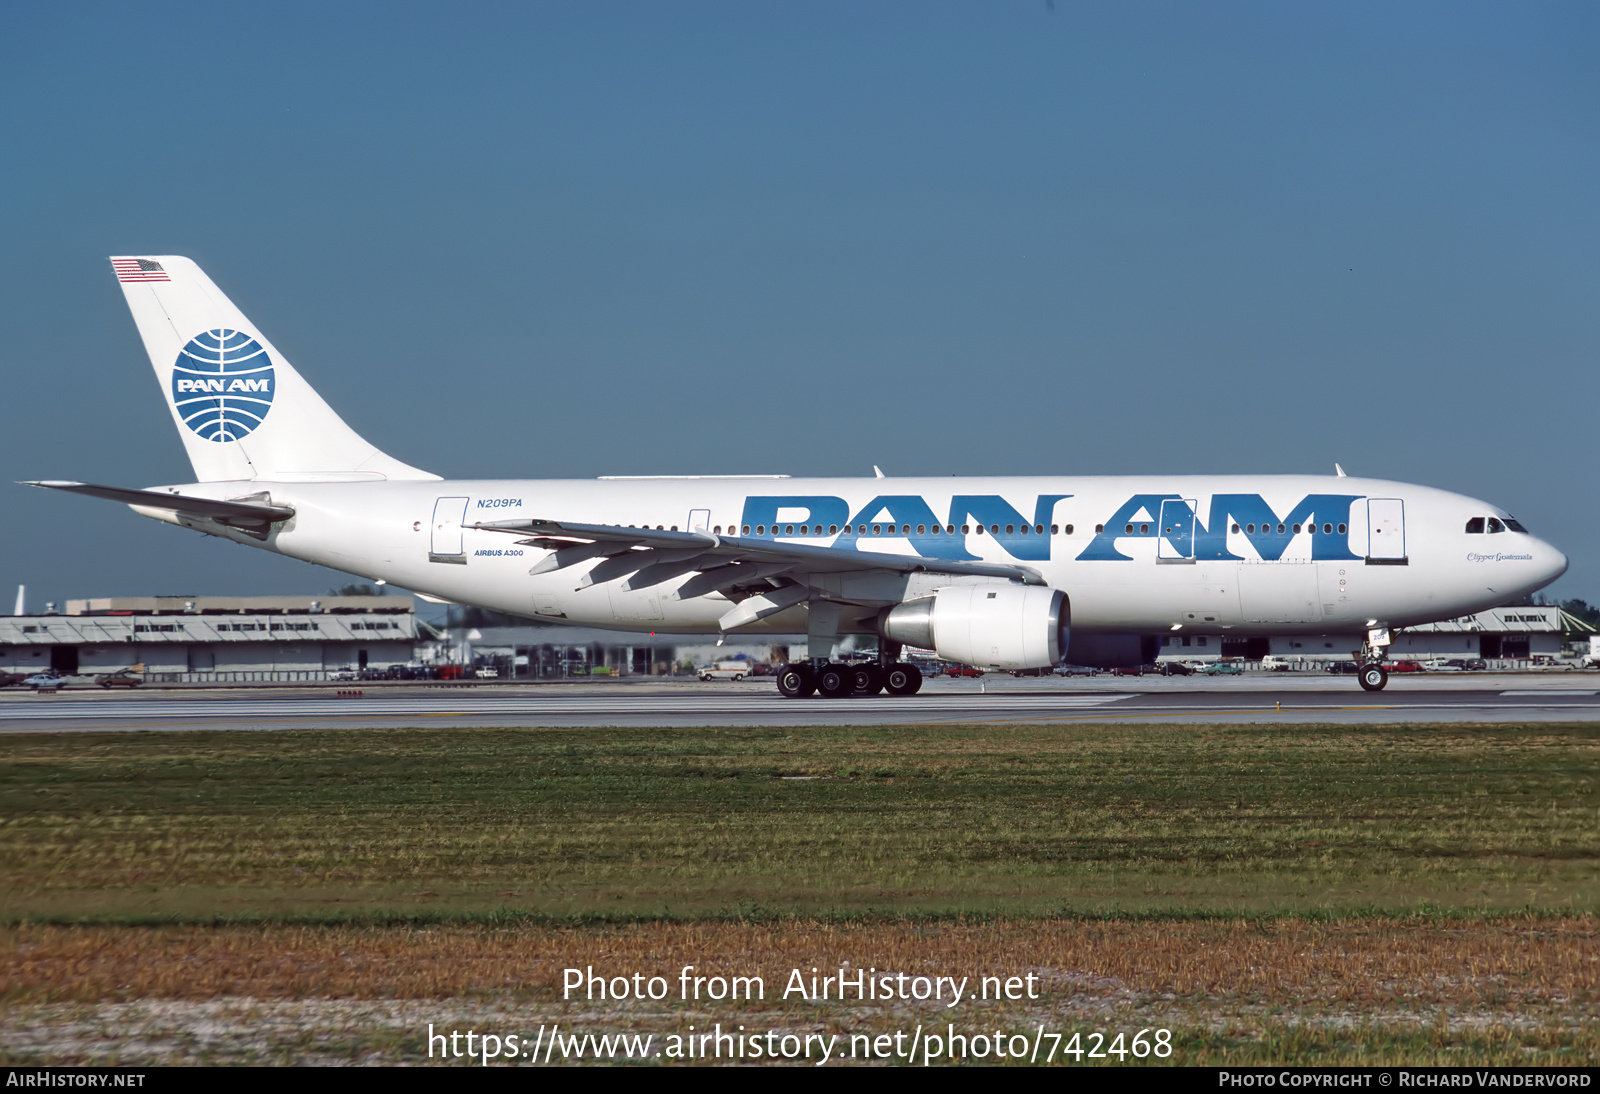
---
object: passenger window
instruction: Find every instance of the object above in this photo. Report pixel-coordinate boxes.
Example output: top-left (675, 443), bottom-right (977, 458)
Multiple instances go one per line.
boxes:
top-left (1337, 523), bottom-right (1346, 534)
top-left (1231, 523), bottom-right (1240, 534)
top-left (1292, 523), bottom-right (1301, 534)
top-left (917, 525), bottom-right (926, 535)
top-left (829, 525), bottom-right (838, 534)
top-left (1051, 524), bottom-right (1059, 534)
top-left (1465, 517), bottom-right (1485, 534)
top-left (1095, 524), bottom-right (1104, 534)
top-left (1246, 524), bottom-right (1255, 534)
top-left (1065, 524), bottom-right (1074, 535)
top-left (990, 524), bottom-right (1000, 534)
top-left (1007, 524), bottom-right (1016, 535)
top-left (1125, 524), bottom-right (1134, 534)
top-left (1276, 523), bottom-right (1285, 535)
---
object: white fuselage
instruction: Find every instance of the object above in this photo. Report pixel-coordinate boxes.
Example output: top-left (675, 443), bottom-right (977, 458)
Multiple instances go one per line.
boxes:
top-left (147, 472), bottom-right (1569, 640)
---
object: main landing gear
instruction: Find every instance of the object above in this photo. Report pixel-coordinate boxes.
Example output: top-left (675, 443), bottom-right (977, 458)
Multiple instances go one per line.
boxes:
top-left (776, 660), bottom-right (924, 698)
top-left (1358, 663), bottom-right (1388, 692)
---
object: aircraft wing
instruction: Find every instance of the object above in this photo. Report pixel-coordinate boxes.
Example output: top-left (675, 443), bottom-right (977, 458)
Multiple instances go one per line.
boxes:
top-left (471, 517), bottom-right (1044, 615)
top-left (23, 481), bottom-right (295, 530)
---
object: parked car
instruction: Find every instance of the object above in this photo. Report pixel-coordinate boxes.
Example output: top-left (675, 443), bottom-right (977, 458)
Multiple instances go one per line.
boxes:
top-left (327, 668), bottom-right (359, 681)
top-left (1326, 661), bottom-right (1361, 675)
top-left (96, 671), bottom-right (142, 689)
top-left (1203, 662), bottom-right (1243, 675)
top-left (22, 672), bottom-right (66, 690)
top-left (1054, 664), bottom-right (1099, 676)
top-left (698, 662), bottom-right (751, 681)
top-left (1383, 660), bottom-right (1425, 674)
top-left (944, 664), bottom-right (985, 678)
top-left (1157, 661), bottom-right (1195, 676)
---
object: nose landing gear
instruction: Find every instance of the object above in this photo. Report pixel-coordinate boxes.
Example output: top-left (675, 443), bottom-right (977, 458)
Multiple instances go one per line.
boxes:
top-left (1356, 626), bottom-right (1393, 692)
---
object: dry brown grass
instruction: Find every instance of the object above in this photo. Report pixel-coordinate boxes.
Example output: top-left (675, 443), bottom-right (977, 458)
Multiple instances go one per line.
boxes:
top-left (3, 918), bottom-right (1595, 1064)
top-left (4, 916), bottom-right (1594, 1007)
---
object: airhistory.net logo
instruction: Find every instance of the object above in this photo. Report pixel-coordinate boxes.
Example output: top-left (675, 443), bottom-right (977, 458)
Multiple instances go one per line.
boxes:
top-left (171, 328), bottom-right (275, 442)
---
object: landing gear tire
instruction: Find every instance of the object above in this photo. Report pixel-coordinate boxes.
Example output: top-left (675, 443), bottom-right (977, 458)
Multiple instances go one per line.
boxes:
top-left (777, 664), bottom-right (816, 698)
top-left (816, 663), bottom-right (855, 699)
top-left (1359, 663), bottom-right (1388, 692)
top-left (849, 664), bottom-right (883, 695)
top-left (884, 662), bottom-right (923, 696)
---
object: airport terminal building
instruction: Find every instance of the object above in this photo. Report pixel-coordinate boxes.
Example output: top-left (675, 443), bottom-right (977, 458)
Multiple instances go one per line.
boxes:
top-left (0, 595), bottom-right (417, 682)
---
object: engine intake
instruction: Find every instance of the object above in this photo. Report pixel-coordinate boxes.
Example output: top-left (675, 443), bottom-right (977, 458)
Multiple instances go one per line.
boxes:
top-left (880, 585), bottom-right (1068, 671)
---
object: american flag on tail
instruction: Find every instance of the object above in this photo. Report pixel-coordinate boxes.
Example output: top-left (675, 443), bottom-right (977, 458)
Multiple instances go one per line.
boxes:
top-left (111, 258), bottom-right (170, 282)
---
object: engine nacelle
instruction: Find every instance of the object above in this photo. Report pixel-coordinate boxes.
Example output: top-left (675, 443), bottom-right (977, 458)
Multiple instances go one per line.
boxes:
top-left (1063, 633), bottom-right (1161, 669)
top-left (880, 585), bottom-right (1068, 671)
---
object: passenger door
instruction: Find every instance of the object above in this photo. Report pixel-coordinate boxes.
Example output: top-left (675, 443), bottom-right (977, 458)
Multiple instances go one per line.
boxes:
top-left (429, 497), bottom-right (469, 564)
top-left (1366, 499), bottom-right (1406, 562)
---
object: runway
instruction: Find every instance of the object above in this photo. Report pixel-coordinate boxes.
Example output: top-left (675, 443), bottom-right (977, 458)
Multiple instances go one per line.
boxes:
top-left (2, 673), bottom-right (1599, 731)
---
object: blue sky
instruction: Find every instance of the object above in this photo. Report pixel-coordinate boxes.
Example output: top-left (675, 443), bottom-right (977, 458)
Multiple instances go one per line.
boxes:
top-left (2, 2), bottom-right (1597, 608)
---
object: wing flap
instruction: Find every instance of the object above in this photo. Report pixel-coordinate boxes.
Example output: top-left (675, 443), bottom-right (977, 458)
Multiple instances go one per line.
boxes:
top-left (472, 518), bottom-right (1043, 586)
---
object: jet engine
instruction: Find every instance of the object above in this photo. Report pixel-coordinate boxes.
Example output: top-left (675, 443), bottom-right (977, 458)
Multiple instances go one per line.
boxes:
top-left (880, 585), bottom-right (1068, 671)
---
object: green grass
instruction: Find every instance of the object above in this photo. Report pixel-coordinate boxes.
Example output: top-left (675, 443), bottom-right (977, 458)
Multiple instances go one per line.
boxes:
top-left (1, 722), bottom-right (1596, 921)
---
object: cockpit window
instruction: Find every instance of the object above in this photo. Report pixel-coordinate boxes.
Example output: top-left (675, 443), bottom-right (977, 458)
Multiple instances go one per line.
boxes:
top-left (1505, 517), bottom-right (1528, 533)
top-left (1487, 517), bottom-right (1504, 534)
top-left (1465, 517), bottom-right (1485, 534)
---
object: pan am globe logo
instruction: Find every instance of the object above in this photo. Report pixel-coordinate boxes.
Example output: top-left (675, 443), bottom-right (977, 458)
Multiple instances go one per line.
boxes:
top-left (171, 328), bottom-right (275, 442)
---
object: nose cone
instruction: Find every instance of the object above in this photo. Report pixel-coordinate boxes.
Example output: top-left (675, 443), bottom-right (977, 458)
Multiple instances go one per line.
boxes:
top-left (1536, 539), bottom-right (1570, 589)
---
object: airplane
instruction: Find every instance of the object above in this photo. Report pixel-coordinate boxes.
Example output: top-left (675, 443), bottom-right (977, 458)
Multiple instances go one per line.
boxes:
top-left (25, 256), bottom-right (1569, 698)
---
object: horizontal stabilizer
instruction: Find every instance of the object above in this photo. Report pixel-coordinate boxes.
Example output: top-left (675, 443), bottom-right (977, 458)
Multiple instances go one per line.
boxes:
top-left (23, 480), bottom-right (294, 527)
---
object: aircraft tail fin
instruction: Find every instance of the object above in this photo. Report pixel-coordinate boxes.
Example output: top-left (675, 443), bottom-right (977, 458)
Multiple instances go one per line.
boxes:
top-left (109, 256), bottom-right (438, 483)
